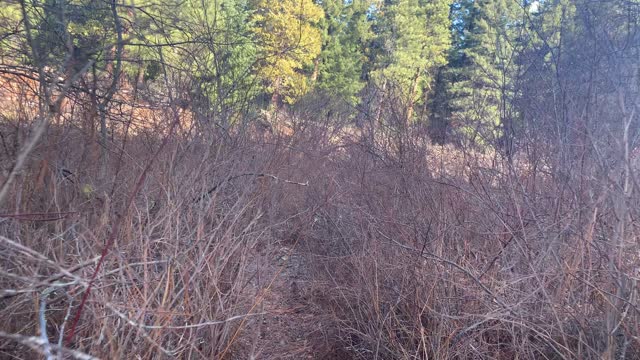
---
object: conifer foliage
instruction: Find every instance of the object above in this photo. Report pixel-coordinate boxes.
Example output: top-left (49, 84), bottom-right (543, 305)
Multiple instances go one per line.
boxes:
top-left (252, 0), bottom-right (324, 105)
top-left (0, 0), bottom-right (638, 143)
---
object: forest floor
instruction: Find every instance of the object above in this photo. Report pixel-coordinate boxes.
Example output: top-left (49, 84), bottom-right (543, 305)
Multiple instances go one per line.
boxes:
top-left (234, 245), bottom-right (342, 359)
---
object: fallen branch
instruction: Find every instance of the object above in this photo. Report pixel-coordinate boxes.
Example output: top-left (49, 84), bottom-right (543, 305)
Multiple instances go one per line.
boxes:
top-left (193, 173), bottom-right (308, 203)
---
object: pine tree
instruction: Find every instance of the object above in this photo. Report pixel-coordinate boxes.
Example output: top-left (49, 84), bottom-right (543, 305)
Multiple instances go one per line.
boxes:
top-left (370, 0), bottom-right (451, 123)
top-left (24, 0), bottom-right (115, 72)
top-left (180, 0), bottom-right (259, 121)
top-left (252, 0), bottom-right (324, 105)
top-left (449, 0), bottom-right (529, 150)
top-left (428, 0), bottom-right (477, 143)
top-left (315, 0), bottom-right (372, 105)
top-left (515, 0), bottom-right (576, 140)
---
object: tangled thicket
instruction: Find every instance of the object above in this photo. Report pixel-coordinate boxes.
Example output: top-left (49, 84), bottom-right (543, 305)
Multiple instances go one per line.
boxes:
top-left (0, 82), bottom-right (639, 358)
top-left (1, 0), bottom-right (639, 359)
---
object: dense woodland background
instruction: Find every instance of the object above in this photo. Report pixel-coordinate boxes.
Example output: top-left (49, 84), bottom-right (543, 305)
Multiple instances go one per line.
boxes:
top-left (0, 0), bottom-right (639, 359)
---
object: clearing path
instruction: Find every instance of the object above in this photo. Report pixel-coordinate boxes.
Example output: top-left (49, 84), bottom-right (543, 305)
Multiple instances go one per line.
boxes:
top-left (233, 245), bottom-right (343, 359)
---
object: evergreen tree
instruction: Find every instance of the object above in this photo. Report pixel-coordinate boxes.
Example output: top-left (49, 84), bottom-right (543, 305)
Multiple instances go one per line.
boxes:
top-left (428, 0), bottom-right (477, 143)
top-left (252, 0), bottom-right (324, 105)
top-left (315, 0), bottom-right (372, 105)
top-left (515, 0), bottom-right (576, 140)
top-left (22, 0), bottom-right (116, 73)
top-left (370, 0), bottom-right (451, 123)
top-left (178, 0), bottom-right (259, 122)
top-left (449, 0), bottom-right (529, 150)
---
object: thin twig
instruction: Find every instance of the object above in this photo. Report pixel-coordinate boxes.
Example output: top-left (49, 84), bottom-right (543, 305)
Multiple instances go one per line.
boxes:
top-left (194, 172), bottom-right (308, 203)
top-left (39, 288), bottom-right (54, 360)
top-left (0, 331), bottom-right (99, 360)
top-left (106, 303), bottom-right (266, 329)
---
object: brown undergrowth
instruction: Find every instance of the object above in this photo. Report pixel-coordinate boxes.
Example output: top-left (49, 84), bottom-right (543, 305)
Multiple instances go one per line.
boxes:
top-left (0, 93), bottom-right (639, 359)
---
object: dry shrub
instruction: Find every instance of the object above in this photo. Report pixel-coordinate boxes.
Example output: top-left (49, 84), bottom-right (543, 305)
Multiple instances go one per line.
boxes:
top-left (288, 115), bottom-right (640, 359)
top-left (0, 101), bottom-right (312, 358)
top-left (1, 90), bottom-right (639, 359)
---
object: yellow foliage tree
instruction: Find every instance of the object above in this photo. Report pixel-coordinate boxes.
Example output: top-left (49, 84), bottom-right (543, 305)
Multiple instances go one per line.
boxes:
top-left (252, 0), bottom-right (323, 105)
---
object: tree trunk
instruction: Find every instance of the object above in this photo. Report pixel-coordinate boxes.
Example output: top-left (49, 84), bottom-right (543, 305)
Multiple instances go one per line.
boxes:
top-left (406, 69), bottom-right (421, 124)
top-left (270, 78), bottom-right (281, 109)
top-left (310, 58), bottom-right (320, 84)
top-left (136, 64), bottom-right (145, 90)
top-left (374, 80), bottom-right (387, 126)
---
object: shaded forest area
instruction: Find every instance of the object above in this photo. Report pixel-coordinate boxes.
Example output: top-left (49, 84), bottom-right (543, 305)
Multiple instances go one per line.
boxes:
top-left (0, 0), bottom-right (639, 359)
